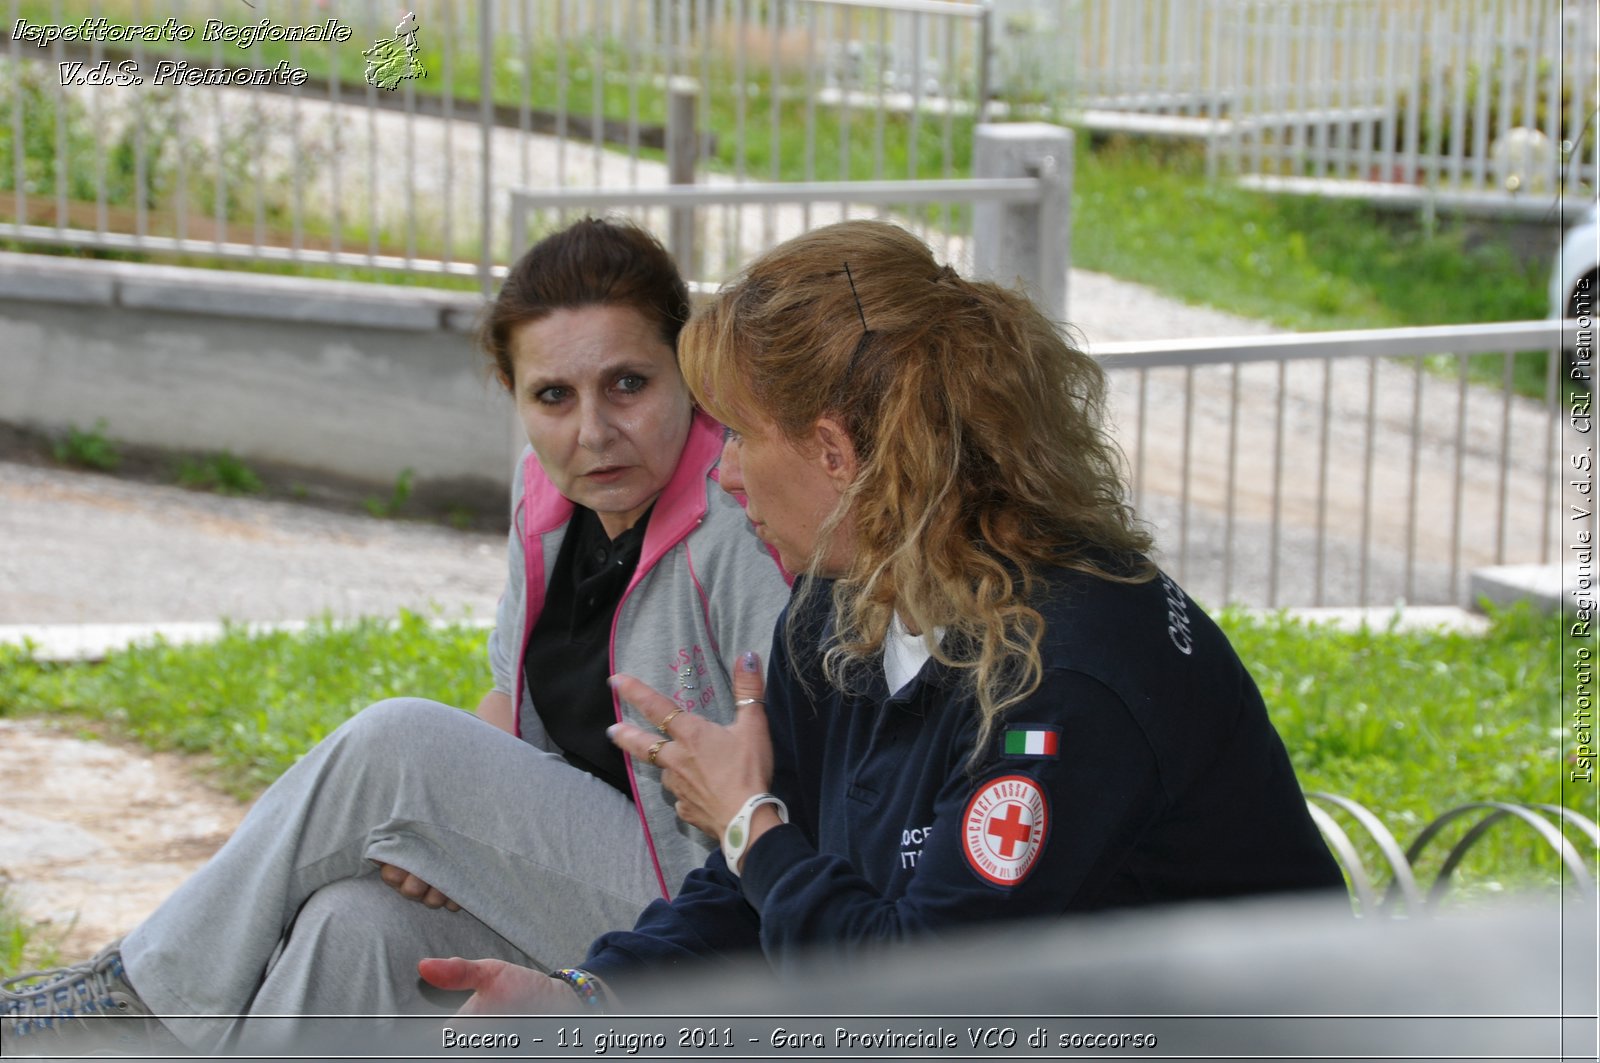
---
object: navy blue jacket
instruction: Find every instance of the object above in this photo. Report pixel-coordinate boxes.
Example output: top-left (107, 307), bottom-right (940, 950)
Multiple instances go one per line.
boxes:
top-left (582, 564), bottom-right (1344, 984)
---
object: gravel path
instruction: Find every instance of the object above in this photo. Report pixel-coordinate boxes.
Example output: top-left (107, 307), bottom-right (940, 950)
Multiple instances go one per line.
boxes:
top-left (0, 459), bottom-right (504, 625)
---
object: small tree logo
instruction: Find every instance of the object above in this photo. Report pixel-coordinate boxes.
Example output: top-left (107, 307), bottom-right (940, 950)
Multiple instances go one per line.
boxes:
top-left (363, 11), bottom-right (425, 90)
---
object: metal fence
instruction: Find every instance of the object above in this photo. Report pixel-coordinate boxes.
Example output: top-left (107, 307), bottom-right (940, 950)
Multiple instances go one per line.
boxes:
top-left (5, 0), bottom-right (1591, 282)
top-left (1095, 318), bottom-right (1579, 609)
top-left (0, 0), bottom-right (991, 290)
top-left (1040, 0), bottom-right (1598, 204)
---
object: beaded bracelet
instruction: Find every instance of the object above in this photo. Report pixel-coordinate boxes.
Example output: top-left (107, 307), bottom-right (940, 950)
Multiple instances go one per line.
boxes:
top-left (551, 968), bottom-right (609, 1011)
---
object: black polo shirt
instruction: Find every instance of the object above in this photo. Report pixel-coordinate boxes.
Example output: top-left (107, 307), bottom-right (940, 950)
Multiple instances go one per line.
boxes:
top-left (522, 505), bottom-right (652, 799)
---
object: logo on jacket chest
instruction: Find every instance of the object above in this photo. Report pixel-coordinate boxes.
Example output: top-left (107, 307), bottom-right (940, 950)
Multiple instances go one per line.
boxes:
top-left (668, 645), bottom-right (716, 712)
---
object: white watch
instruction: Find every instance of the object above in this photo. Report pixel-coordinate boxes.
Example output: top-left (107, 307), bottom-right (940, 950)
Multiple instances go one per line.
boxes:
top-left (722, 792), bottom-right (789, 876)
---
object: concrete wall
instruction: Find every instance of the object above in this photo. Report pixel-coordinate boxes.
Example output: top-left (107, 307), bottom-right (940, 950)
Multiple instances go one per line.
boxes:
top-left (0, 253), bottom-right (519, 494)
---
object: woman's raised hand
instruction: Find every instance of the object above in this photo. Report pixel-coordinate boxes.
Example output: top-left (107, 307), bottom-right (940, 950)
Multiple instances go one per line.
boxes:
top-left (606, 651), bottom-right (773, 840)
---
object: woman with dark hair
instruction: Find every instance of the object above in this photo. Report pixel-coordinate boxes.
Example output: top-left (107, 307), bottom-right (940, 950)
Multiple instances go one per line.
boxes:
top-left (420, 219), bottom-right (1345, 1013)
top-left (2, 218), bottom-right (790, 1048)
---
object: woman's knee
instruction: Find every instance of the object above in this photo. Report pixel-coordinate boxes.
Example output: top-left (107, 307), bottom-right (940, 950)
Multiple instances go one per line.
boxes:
top-left (333, 697), bottom-right (471, 756)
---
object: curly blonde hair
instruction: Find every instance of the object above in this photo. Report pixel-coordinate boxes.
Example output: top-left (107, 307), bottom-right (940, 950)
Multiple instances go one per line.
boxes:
top-left (681, 220), bottom-right (1152, 750)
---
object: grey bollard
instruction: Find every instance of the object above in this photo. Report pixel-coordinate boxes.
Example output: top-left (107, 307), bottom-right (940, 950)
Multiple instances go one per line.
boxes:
top-left (973, 123), bottom-right (1073, 322)
top-left (667, 77), bottom-right (699, 276)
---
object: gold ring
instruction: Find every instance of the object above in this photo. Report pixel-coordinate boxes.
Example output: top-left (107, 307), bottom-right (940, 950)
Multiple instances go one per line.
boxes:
top-left (647, 739), bottom-right (668, 766)
top-left (658, 709), bottom-right (685, 735)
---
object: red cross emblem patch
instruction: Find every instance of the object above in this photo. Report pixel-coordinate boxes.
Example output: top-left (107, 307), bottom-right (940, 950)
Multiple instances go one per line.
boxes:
top-left (961, 774), bottom-right (1049, 886)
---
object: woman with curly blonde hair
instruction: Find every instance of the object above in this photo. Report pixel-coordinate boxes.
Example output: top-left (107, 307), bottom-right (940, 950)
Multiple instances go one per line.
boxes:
top-left (422, 220), bottom-right (1343, 1013)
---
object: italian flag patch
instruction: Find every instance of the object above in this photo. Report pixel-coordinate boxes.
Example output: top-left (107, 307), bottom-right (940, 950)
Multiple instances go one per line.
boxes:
top-left (1002, 727), bottom-right (1060, 758)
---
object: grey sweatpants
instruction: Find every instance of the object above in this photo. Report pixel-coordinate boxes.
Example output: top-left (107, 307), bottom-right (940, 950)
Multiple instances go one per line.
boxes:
top-left (119, 698), bottom-right (664, 1047)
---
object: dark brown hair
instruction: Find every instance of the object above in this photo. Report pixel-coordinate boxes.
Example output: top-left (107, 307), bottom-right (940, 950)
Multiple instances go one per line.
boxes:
top-left (481, 217), bottom-right (690, 390)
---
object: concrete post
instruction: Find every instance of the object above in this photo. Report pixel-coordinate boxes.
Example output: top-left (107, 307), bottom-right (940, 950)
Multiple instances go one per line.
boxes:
top-left (972, 123), bottom-right (1073, 322)
top-left (667, 78), bottom-right (699, 276)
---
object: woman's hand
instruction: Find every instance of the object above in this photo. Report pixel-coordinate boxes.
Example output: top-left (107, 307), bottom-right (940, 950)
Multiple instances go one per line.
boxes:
top-left (607, 651), bottom-right (773, 841)
top-left (417, 957), bottom-right (576, 1015)
top-left (375, 862), bottom-right (461, 912)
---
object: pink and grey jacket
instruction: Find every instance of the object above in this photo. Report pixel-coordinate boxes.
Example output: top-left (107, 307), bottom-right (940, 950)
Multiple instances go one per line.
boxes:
top-left (487, 410), bottom-right (792, 900)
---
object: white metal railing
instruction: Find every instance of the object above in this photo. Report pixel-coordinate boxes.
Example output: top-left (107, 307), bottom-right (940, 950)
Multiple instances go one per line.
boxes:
top-left (508, 138), bottom-right (1072, 316)
top-left (1046, 0), bottom-right (1597, 204)
top-left (0, 0), bottom-right (992, 290)
top-left (4, 0), bottom-right (1589, 285)
top-left (1094, 318), bottom-right (1582, 609)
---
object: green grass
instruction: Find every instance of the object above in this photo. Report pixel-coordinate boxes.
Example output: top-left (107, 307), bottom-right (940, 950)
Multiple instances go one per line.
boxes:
top-left (1226, 602), bottom-right (1589, 907)
top-left (175, 450), bottom-right (265, 496)
top-left (0, 884), bottom-right (61, 982)
top-left (0, 612), bottom-right (489, 798)
top-left (1072, 138), bottom-right (1555, 395)
top-left (0, 604), bottom-right (1583, 906)
top-left (50, 420), bottom-right (120, 472)
top-left (363, 467), bottom-right (415, 519)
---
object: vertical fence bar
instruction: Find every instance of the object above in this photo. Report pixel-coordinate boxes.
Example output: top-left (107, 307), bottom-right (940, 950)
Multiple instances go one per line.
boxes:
top-left (590, 0), bottom-right (605, 189)
top-left (908, 10), bottom-right (923, 183)
top-left (438, 2), bottom-right (457, 260)
top-left (1268, 359), bottom-right (1286, 607)
top-left (1540, 0), bottom-right (1561, 188)
top-left (168, 0), bottom-right (186, 241)
top-left (1223, 362), bottom-right (1240, 605)
top-left (1518, 0), bottom-right (1539, 183)
top-left (1134, 369), bottom-right (1149, 514)
top-left (400, 0), bottom-right (419, 266)
top-left (803, 3), bottom-right (817, 231)
top-left (976, 0), bottom-right (992, 123)
top-left (480, 0), bottom-right (494, 294)
top-left (1433, 1), bottom-right (1459, 191)
top-left (873, 7), bottom-right (887, 195)
top-left (8, 0), bottom-right (23, 234)
top-left (1375, 0), bottom-right (1398, 184)
top-left (1270, 0), bottom-right (1290, 177)
top-left (1448, 0), bottom-right (1470, 190)
top-left (1571, 6), bottom-right (1600, 189)
top-left (518, 0), bottom-right (532, 192)
top-left (838, 4), bottom-right (853, 198)
top-left (766, 0), bottom-right (782, 247)
top-left (1400, 2), bottom-right (1423, 184)
top-left (1449, 353), bottom-right (1470, 601)
top-left (50, 0), bottom-right (65, 233)
top-left (289, 0), bottom-right (304, 261)
top-left (133, 0), bottom-right (148, 245)
top-left (556, 0), bottom-right (570, 188)
top-left (1360, 355), bottom-right (1378, 606)
top-left (1314, 359), bottom-right (1332, 606)
top-left (1543, 344), bottom-right (1558, 564)
top-left (96, 0), bottom-right (111, 240)
top-left (1470, 0), bottom-right (1492, 191)
top-left (625, 0), bottom-right (642, 187)
top-left (1497, 351), bottom-right (1515, 564)
top-left (1204, 0), bottom-right (1222, 179)
top-left (1404, 356), bottom-right (1424, 601)
top-left (667, 77), bottom-right (698, 275)
top-left (1178, 365), bottom-right (1195, 584)
top-left (328, 6), bottom-right (343, 262)
top-left (735, 0), bottom-right (749, 187)
top-left (1311, 0), bottom-right (1333, 180)
top-left (1491, 0), bottom-right (1513, 192)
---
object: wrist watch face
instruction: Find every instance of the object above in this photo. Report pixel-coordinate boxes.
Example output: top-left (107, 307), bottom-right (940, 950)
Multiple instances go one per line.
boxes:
top-left (726, 821), bottom-right (745, 850)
